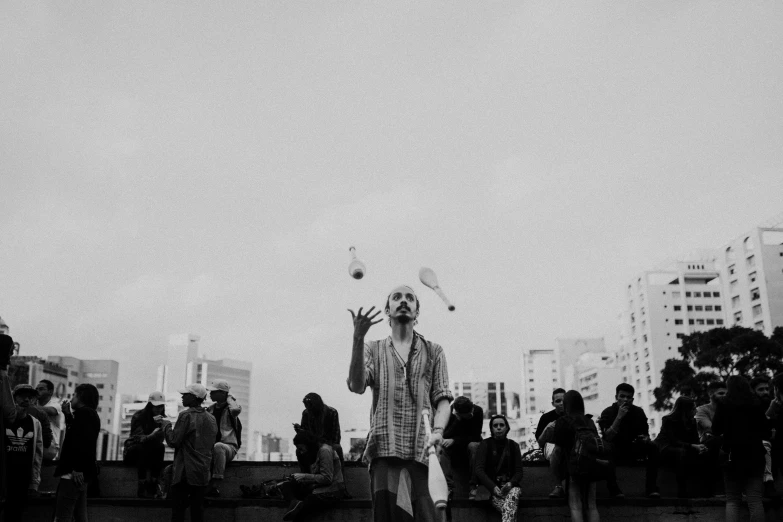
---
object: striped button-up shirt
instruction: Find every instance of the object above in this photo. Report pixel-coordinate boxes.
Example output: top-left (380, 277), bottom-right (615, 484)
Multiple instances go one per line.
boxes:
top-left (355, 334), bottom-right (452, 466)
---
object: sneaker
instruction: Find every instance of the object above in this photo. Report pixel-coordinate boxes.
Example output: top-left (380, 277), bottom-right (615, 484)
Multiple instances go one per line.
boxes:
top-left (548, 485), bottom-right (565, 498)
top-left (468, 486), bottom-right (478, 501)
top-left (647, 491), bottom-right (661, 499)
top-left (283, 500), bottom-right (304, 521)
top-left (764, 481), bottom-right (780, 499)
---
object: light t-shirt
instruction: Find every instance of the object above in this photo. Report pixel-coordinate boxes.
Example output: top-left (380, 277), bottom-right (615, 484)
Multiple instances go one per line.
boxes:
top-left (42, 397), bottom-right (65, 459)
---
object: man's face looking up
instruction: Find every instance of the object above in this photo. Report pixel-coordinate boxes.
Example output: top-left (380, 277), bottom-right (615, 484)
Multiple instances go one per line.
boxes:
top-left (552, 393), bottom-right (565, 414)
top-left (387, 287), bottom-right (418, 324)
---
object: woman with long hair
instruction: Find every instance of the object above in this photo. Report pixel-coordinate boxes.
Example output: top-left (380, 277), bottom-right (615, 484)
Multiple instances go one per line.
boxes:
top-left (553, 390), bottom-right (600, 522)
top-left (124, 392), bottom-right (167, 498)
top-left (53, 383), bottom-right (101, 522)
top-left (474, 414), bottom-right (524, 522)
top-left (712, 375), bottom-right (770, 522)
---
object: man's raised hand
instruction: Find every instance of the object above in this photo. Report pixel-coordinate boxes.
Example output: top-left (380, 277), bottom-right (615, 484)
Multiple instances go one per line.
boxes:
top-left (349, 306), bottom-right (383, 339)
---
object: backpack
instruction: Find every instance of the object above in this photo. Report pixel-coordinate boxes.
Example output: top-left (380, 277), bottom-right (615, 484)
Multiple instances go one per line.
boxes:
top-left (568, 419), bottom-right (612, 480)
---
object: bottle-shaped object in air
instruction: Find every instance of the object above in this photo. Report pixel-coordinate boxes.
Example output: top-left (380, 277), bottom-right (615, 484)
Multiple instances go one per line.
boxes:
top-left (348, 246), bottom-right (366, 279)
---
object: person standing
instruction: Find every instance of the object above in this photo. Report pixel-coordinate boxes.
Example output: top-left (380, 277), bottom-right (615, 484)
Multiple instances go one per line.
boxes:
top-left (125, 391), bottom-right (167, 498)
top-left (35, 379), bottom-right (65, 461)
top-left (553, 391), bottom-right (601, 522)
top-left (0, 334), bottom-right (18, 517)
top-left (536, 388), bottom-right (566, 498)
top-left (750, 375), bottom-right (779, 498)
top-left (4, 385), bottom-right (44, 522)
top-left (205, 380), bottom-right (242, 497)
top-left (53, 383), bottom-right (101, 522)
top-left (347, 285), bottom-right (453, 521)
top-left (159, 383), bottom-right (218, 522)
top-left (598, 383), bottom-right (660, 498)
top-left (712, 376), bottom-right (770, 522)
top-left (474, 414), bottom-right (523, 522)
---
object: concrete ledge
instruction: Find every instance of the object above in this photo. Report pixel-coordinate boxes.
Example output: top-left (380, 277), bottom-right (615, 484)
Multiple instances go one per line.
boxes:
top-left (23, 496), bottom-right (783, 522)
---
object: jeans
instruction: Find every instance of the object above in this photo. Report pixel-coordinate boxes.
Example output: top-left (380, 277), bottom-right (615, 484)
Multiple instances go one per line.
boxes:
top-left (607, 440), bottom-right (659, 494)
top-left (53, 479), bottom-right (89, 522)
top-left (439, 441), bottom-right (480, 492)
top-left (169, 478), bottom-right (208, 522)
top-left (568, 477), bottom-right (599, 522)
top-left (724, 461), bottom-right (764, 522)
top-left (211, 442), bottom-right (238, 479)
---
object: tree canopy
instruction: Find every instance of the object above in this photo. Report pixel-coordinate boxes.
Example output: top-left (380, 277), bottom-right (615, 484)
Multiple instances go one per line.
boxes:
top-left (653, 326), bottom-right (783, 410)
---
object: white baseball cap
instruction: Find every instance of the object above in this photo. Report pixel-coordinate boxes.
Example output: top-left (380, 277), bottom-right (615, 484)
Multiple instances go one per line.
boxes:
top-left (148, 391), bottom-right (166, 406)
top-left (177, 383), bottom-right (208, 399)
top-left (206, 379), bottom-right (230, 392)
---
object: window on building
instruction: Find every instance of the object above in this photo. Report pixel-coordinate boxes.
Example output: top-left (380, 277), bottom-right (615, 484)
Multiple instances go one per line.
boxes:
top-left (622, 366), bottom-right (627, 372)
top-left (707, 319), bottom-right (715, 325)
top-left (732, 296), bottom-right (740, 308)
top-left (672, 291), bottom-right (681, 298)
top-left (646, 376), bottom-right (652, 385)
top-left (755, 321), bottom-right (765, 331)
top-left (635, 366), bottom-right (640, 374)
top-left (674, 305), bottom-right (681, 311)
top-left (734, 311), bottom-right (742, 323)
top-left (696, 319), bottom-right (705, 325)
top-left (694, 292), bottom-right (702, 298)
top-left (689, 319), bottom-right (695, 325)
top-left (675, 319), bottom-right (683, 325)
top-left (747, 255), bottom-right (755, 268)
top-left (705, 305), bottom-right (713, 311)
top-left (753, 304), bottom-right (762, 317)
top-left (744, 236), bottom-right (755, 251)
top-left (642, 334), bottom-right (648, 342)
top-left (686, 292), bottom-right (692, 297)
top-left (715, 305), bottom-right (722, 311)
top-left (703, 292), bottom-right (712, 298)
top-left (728, 264), bottom-right (735, 275)
top-left (749, 272), bottom-right (757, 284)
top-left (676, 333), bottom-right (684, 339)
top-left (687, 305), bottom-right (693, 311)
top-left (645, 362), bottom-right (650, 371)
top-left (96, 384), bottom-right (104, 389)
top-left (106, 419), bottom-right (110, 425)
top-left (634, 353), bottom-right (639, 361)
top-left (713, 292), bottom-right (720, 297)
top-left (99, 395), bottom-right (103, 401)
top-left (644, 348), bottom-right (649, 357)
top-left (717, 319), bottom-right (724, 325)
top-left (730, 280), bottom-right (738, 293)
top-left (695, 305), bottom-right (703, 311)
top-left (751, 288), bottom-right (760, 301)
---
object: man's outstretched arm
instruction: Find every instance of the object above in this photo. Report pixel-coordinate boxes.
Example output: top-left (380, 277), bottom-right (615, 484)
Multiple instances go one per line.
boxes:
top-left (347, 306), bottom-right (382, 393)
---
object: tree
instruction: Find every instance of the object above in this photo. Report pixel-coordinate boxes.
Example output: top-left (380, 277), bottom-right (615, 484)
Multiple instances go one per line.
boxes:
top-left (653, 326), bottom-right (783, 410)
top-left (347, 438), bottom-right (367, 461)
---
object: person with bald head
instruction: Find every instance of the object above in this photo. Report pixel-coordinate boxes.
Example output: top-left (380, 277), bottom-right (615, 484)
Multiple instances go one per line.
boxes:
top-left (348, 285), bottom-right (453, 522)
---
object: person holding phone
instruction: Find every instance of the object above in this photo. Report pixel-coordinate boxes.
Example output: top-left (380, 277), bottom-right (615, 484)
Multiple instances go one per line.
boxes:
top-left (598, 383), bottom-right (660, 498)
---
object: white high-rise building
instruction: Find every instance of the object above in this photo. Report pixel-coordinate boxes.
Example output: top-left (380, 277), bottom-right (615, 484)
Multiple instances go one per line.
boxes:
top-left (719, 226), bottom-right (783, 336)
top-left (156, 334), bottom-right (200, 397)
top-left (520, 347), bottom-right (561, 417)
top-left (570, 352), bottom-right (622, 418)
top-left (557, 338), bottom-right (606, 386)
top-left (617, 258), bottom-right (725, 434)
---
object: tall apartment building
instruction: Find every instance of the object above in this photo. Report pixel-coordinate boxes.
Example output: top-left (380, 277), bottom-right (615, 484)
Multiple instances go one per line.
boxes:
top-left (156, 334), bottom-right (200, 397)
top-left (569, 352), bottom-right (622, 418)
top-left (46, 356), bottom-right (120, 434)
top-left (520, 347), bottom-right (561, 417)
top-left (556, 338), bottom-right (606, 384)
top-left (719, 226), bottom-right (783, 335)
top-left (617, 259), bottom-right (725, 434)
top-left (450, 380), bottom-right (520, 420)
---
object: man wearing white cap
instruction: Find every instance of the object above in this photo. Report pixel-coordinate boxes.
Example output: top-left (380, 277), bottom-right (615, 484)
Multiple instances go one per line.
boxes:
top-left (205, 379), bottom-right (242, 497)
top-left (125, 391), bottom-right (167, 498)
top-left (157, 383), bottom-right (217, 522)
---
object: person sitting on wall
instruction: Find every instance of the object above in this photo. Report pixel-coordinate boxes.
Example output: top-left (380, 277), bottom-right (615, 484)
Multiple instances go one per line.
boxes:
top-left (750, 375), bottom-right (779, 498)
top-left (205, 380), bottom-right (242, 497)
top-left (598, 383), bottom-right (660, 498)
top-left (655, 397), bottom-right (715, 497)
top-left (281, 431), bottom-right (346, 521)
top-left (124, 391), bottom-right (167, 498)
top-left (536, 388), bottom-right (566, 498)
top-left (474, 414), bottom-right (524, 522)
top-left (439, 396), bottom-right (483, 501)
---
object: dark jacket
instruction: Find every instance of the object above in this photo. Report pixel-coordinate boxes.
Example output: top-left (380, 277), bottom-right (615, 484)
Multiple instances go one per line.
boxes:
top-left (443, 405), bottom-right (484, 452)
top-left (712, 401), bottom-right (770, 470)
top-left (474, 437), bottom-right (524, 492)
top-left (553, 415), bottom-right (599, 455)
top-left (300, 405), bottom-right (341, 446)
top-left (129, 407), bottom-right (164, 445)
top-left (55, 407), bottom-right (101, 481)
top-left (536, 409), bottom-right (564, 441)
top-left (655, 415), bottom-right (699, 451)
top-left (598, 403), bottom-right (649, 447)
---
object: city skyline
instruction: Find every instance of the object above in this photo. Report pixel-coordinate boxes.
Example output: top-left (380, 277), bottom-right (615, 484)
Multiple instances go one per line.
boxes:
top-left (3, 3), bottom-right (783, 437)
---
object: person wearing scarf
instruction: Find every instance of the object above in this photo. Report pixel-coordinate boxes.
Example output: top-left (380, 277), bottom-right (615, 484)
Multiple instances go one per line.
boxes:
top-left (474, 414), bottom-right (523, 522)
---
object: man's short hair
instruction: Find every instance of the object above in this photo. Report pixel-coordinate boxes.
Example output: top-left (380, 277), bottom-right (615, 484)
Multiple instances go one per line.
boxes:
top-left (453, 396), bottom-right (474, 414)
top-left (552, 388), bottom-right (566, 399)
top-left (38, 379), bottom-right (54, 392)
top-left (750, 375), bottom-right (770, 391)
top-left (616, 383), bottom-right (635, 396)
top-left (706, 381), bottom-right (727, 394)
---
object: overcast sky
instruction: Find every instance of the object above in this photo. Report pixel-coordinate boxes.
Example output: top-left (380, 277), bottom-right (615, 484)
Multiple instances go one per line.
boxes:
top-left (2, 2), bottom-right (783, 443)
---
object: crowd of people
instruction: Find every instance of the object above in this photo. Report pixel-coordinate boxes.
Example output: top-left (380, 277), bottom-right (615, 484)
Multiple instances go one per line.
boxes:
top-left (3, 281), bottom-right (783, 522)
